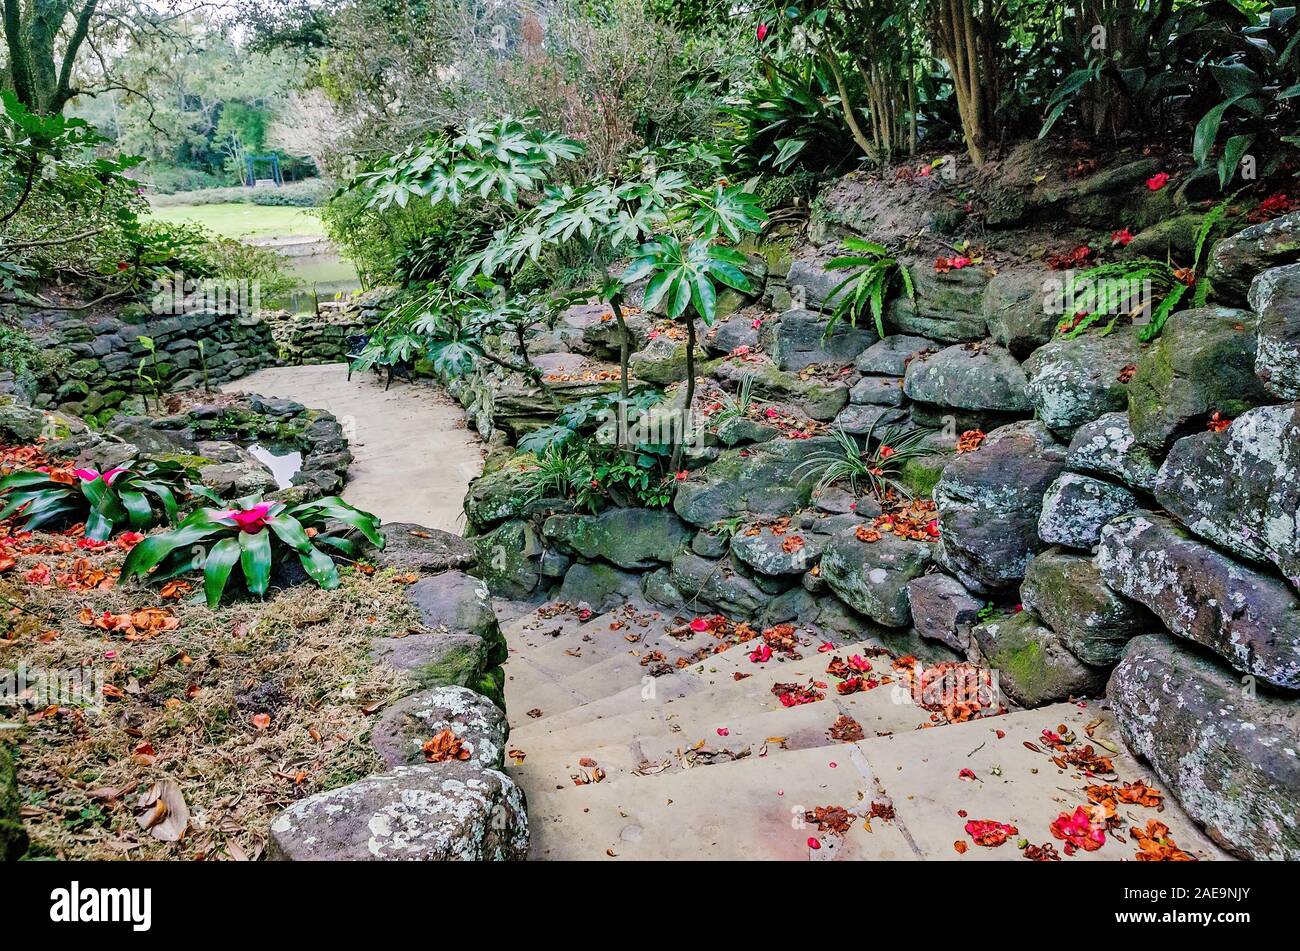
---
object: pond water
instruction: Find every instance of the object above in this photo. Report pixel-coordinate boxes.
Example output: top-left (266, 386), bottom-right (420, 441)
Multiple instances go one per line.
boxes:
top-left (268, 251), bottom-right (362, 313)
top-left (245, 442), bottom-right (304, 489)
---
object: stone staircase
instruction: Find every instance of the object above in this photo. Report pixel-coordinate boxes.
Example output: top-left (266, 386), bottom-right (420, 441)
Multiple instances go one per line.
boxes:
top-left (497, 598), bottom-right (1230, 861)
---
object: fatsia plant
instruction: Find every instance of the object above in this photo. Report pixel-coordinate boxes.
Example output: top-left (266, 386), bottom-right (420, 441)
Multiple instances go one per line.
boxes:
top-left (822, 238), bottom-right (914, 339)
top-left (120, 496), bottom-right (384, 607)
top-left (0, 460), bottom-right (214, 541)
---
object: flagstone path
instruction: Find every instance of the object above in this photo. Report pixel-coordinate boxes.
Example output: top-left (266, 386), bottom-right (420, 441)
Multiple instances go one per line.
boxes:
top-left (223, 364), bottom-right (483, 533)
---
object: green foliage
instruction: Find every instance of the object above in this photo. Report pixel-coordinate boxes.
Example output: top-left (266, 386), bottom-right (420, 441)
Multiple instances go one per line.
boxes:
top-left (823, 238), bottom-right (914, 339)
top-left (0, 460), bottom-right (214, 541)
top-left (796, 423), bottom-right (938, 503)
top-left (120, 495), bottom-right (384, 607)
top-left (1061, 197), bottom-right (1234, 341)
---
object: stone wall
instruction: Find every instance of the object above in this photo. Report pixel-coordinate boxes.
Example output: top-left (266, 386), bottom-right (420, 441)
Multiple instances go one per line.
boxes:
top-left (264, 287), bottom-right (395, 365)
top-left (6, 302), bottom-right (277, 422)
top-left (457, 178), bottom-right (1300, 858)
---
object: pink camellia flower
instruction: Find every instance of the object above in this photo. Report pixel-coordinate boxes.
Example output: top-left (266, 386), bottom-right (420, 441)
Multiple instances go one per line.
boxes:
top-left (717, 727), bottom-right (729, 737)
top-left (1145, 172), bottom-right (1169, 191)
top-left (749, 643), bottom-right (772, 663)
top-left (1111, 227), bottom-right (1134, 246)
top-left (74, 467), bottom-right (127, 485)
top-left (218, 503), bottom-right (274, 533)
top-left (757, 23), bottom-right (769, 41)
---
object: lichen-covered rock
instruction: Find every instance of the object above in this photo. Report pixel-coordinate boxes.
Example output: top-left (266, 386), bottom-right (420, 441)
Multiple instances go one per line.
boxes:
top-left (1097, 511), bottom-right (1300, 689)
top-left (903, 344), bottom-right (1030, 413)
top-left (464, 453), bottom-right (571, 532)
top-left (406, 571), bottom-right (502, 649)
top-left (786, 255), bottom-right (848, 311)
top-left (714, 416), bottom-right (780, 447)
top-left (1127, 307), bottom-right (1269, 451)
top-left (1207, 209), bottom-right (1300, 304)
top-left (1154, 402), bottom-right (1300, 587)
top-left (628, 334), bottom-right (709, 385)
top-left (886, 262), bottom-right (990, 342)
top-left (854, 334), bottom-right (935, 375)
top-left (369, 523), bottom-right (475, 575)
top-left (556, 561), bottom-right (642, 612)
top-left (673, 435), bottom-right (836, 527)
top-left (0, 396), bottom-right (47, 443)
top-left (820, 528), bottom-right (932, 627)
top-left (973, 611), bottom-right (1109, 707)
top-left (1023, 331), bottom-right (1143, 433)
top-left (731, 523), bottom-right (824, 576)
top-left (832, 403), bottom-right (906, 435)
top-left (267, 762), bottom-right (527, 861)
top-left (372, 630), bottom-right (499, 699)
top-left (199, 458), bottom-right (278, 499)
top-left (1108, 634), bottom-right (1300, 860)
top-left (984, 266), bottom-right (1058, 358)
top-left (1038, 472), bottom-right (1137, 549)
top-left (711, 358), bottom-right (849, 421)
top-left (907, 572), bottom-right (983, 653)
top-left (1020, 549), bottom-right (1149, 666)
top-left (470, 520), bottom-right (541, 599)
top-left (542, 507), bottom-right (690, 570)
top-left (1248, 262), bottom-right (1300, 400)
top-left (670, 551), bottom-right (766, 619)
top-left (372, 685), bottom-right (507, 770)
top-left (0, 743), bottom-right (27, 861)
top-left (761, 307), bottom-right (875, 371)
top-left (641, 566), bottom-right (685, 608)
top-left (1065, 412), bottom-right (1161, 491)
top-left (849, 375), bottom-right (906, 406)
top-left (933, 421), bottom-right (1068, 590)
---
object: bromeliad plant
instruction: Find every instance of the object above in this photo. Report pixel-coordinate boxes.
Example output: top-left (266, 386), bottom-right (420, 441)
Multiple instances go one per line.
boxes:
top-left (120, 495), bottom-right (384, 607)
top-left (796, 422), bottom-right (937, 503)
top-left (822, 238), bottom-right (914, 339)
top-left (0, 459), bottom-right (213, 540)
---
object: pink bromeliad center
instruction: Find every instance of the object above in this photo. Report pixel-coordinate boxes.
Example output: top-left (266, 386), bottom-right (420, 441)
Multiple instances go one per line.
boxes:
top-left (73, 467), bottom-right (127, 485)
top-left (219, 503), bottom-right (274, 533)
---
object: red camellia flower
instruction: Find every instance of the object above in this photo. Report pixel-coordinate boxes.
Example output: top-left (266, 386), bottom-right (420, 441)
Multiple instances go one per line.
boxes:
top-left (1110, 228), bottom-right (1134, 246)
top-left (807, 836), bottom-right (821, 850)
top-left (1145, 172), bottom-right (1169, 191)
top-left (757, 23), bottom-right (769, 41)
top-left (675, 470), bottom-right (689, 482)
top-left (1050, 805), bottom-right (1107, 854)
top-left (879, 445), bottom-right (894, 458)
top-left (689, 617), bottom-right (711, 633)
top-left (749, 643), bottom-right (773, 663)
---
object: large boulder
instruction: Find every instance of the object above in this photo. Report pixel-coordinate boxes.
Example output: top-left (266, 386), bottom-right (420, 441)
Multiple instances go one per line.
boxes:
top-left (669, 551), bottom-right (767, 619)
top-left (1020, 549), bottom-right (1150, 666)
top-left (973, 610), bottom-right (1109, 707)
top-left (1097, 511), bottom-right (1300, 689)
top-left (907, 572), bottom-right (983, 654)
top-left (371, 685), bottom-right (508, 771)
top-left (1126, 307), bottom-right (1269, 451)
top-left (984, 266), bottom-right (1058, 357)
top-left (761, 307), bottom-right (875, 371)
top-left (849, 375), bottom-right (906, 406)
top-left (820, 527), bottom-right (933, 627)
top-left (1108, 635), bottom-right (1300, 860)
top-left (1206, 210), bottom-right (1300, 304)
top-left (1037, 472), bottom-right (1138, 550)
top-left (702, 312), bottom-right (761, 356)
top-left (542, 507), bottom-right (691, 570)
top-left (786, 255), bottom-right (848, 311)
top-left (464, 454), bottom-right (571, 532)
top-left (903, 344), bottom-right (1030, 413)
top-left (855, 334), bottom-right (935, 375)
top-left (1154, 402), bottom-right (1300, 587)
top-left (0, 396), bottom-right (46, 443)
top-left (673, 435), bottom-right (836, 527)
top-left (369, 523), bottom-right (475, 575)
top-left (711, 358), bottom-right (849, 421)
top-left (406, 571), bottom-right (501, 647)
top-left (470, 520), bottom-right (542, 599)
top-left (267, 763), bottom-right (528, 861)
top-left (731, 523), bottom-right (824, 577)
top-left (556, 561), bottom-right (642, 612)
top-left (932, 421), bottom-right (1068, 590)
top-left (628, 334), bottom-right (710, 385)
top-left (886, 261), bottom-right (990, 342)
top-left (1248, 262), bottom-right (1300, 400)
top-left (1065, 412), bottom-right (1161, 491)
top-left (1023, 331), bottom-right (1143, 434)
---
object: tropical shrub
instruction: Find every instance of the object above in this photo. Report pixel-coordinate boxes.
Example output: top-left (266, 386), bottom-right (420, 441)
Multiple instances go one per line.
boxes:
top-left (120, 495), bottom-right (385, 607)
top-left (822, 238), bottom-right (914, 339)
top-left (0, 460), bottom-right (213, 540)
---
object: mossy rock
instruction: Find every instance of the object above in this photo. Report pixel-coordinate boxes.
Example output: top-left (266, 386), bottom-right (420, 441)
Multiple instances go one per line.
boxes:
top-left (899, 456), bottom-right (947, 498)
top-left (973, 610), bottom-right (1108, 707)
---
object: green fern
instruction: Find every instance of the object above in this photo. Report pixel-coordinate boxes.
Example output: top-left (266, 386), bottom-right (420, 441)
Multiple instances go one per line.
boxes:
top-left (822, 238), bottom-right (914, 339)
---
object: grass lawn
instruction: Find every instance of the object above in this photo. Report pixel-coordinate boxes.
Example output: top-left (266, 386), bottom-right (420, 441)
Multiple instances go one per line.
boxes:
top-left (146, 202), bottom-right (325, 240)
